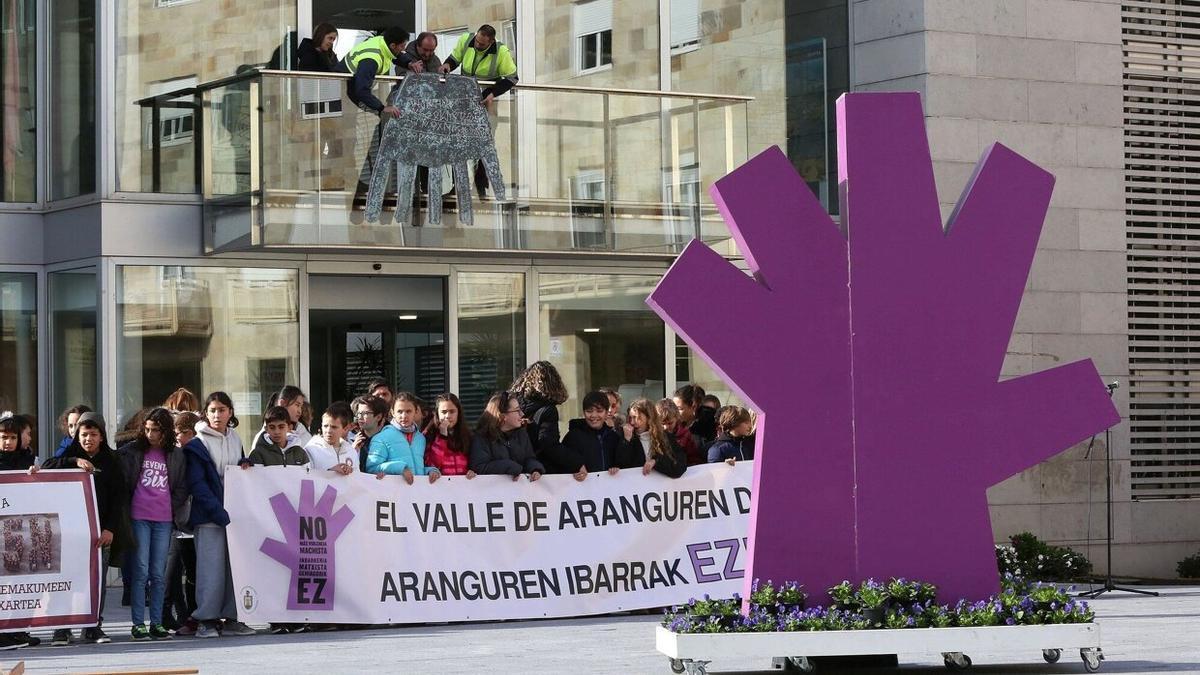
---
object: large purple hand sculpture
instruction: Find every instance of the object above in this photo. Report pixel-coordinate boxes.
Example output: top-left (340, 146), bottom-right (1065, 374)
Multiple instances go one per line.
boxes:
top-left (647, 92), bottom-right (1120, 603)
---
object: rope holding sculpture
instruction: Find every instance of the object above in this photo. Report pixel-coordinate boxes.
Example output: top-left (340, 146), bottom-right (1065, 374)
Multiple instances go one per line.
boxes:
top-left (365, 73), bottom-right (506, 226)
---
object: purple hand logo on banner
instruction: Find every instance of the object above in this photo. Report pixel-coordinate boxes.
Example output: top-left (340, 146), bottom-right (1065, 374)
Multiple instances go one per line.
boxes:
top-left (260, 479), bottom-right (354, 612)
top-left (647, 92), bottom-right (1120, 603)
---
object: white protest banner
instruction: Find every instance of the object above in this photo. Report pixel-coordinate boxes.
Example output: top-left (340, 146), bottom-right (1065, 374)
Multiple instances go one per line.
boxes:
top-left (226, 462), bottom-right (752, 623)
top-left (0, 470), bottom-right (101, 631)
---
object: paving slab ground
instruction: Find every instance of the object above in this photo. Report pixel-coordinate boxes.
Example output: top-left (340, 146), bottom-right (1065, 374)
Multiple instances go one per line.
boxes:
top-left (2, 584), bottom-right (1197, 674)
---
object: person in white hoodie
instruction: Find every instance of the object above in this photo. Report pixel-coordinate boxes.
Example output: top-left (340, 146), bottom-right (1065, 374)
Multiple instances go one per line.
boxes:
top-left (304, 405), bottom-right (356, 476)
top-left (189, 391), bottom-right (256, 639)
top-left (250, 385), bottom-right (311, 450)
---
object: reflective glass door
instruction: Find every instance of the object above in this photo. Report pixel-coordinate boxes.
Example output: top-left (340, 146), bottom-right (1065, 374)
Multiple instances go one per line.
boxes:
top-left (308, 275), bottom-right (446, 416)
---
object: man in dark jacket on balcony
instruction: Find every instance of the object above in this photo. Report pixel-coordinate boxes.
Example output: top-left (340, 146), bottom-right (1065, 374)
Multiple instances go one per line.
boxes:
top-left (341, 27), bottom-right (411, 212)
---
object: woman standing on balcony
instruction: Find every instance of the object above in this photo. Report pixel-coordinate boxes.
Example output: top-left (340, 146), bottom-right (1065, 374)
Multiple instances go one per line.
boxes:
top-left (297, 23), bottom-right (338, 73)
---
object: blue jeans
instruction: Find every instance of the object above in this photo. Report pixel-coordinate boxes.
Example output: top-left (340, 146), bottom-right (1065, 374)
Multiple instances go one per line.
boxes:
top-left (131, 520), bottom-right (172, 626)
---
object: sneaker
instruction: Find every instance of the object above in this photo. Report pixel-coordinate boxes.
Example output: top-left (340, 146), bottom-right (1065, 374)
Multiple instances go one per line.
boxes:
top-left (13, 632), bottom-right (38, 647)
top-left (82, 627), bottom-right (111, 644)
top-left (267, 623), bottom-right (290, 635)
top-left (0, 633), bottom-right (29, 650)
top-left (175, 618), bottom-right (199, 637)
top-left (51, 629), bottom-right (72, 646)
top-left (149, 625), bottom-right (172, 640)
top-left (194, 621), bottom-right (219, 639)
top-left (130, 624), bottom-right (151, 641)
top-left (222, 620), bottom-right (256, 636)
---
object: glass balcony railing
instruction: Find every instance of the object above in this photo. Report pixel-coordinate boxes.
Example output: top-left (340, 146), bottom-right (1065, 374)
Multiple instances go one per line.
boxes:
top-left (160, 70), bottom-right (750, 255)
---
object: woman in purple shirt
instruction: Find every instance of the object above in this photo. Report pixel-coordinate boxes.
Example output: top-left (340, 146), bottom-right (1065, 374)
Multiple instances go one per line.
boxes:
top-left (118, 408), bottom-right (190, 641)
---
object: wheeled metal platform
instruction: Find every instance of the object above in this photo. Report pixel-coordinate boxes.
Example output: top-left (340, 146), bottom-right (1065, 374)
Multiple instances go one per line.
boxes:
top-left (656, 622), bottom-right (1103, 673)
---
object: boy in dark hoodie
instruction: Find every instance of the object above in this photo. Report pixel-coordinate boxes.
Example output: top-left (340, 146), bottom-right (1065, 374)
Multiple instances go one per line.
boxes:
top-left (0, 416), bottom-right (39, 650)
top-left (559, 391), bottom-right (642, 480)
top-left (240, 406), bottom-right (308, 468)
top-left (38, 412), bottom-right (129, 646)
top-left (0, 415), bottom-right (36, 472)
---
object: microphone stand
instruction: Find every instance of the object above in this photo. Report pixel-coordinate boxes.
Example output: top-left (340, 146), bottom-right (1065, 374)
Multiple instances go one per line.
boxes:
top-left (1078, 382), bottom-right (1158, 599)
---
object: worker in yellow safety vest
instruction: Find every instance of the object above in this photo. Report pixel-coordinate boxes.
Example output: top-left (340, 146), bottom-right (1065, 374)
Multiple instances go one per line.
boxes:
top-left (342, 26), bottom-right (412, 118)
top-left (438, 24), bottom-right (518, 197)
top-left (340, 27), bottom-right (411, 210)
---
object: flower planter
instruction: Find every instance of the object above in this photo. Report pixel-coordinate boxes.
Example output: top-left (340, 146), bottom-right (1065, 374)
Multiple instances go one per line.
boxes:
top-left (656, 622), bottom-right (1103, 674)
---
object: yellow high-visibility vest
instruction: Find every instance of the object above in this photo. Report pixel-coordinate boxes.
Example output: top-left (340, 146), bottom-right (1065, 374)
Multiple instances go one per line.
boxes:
top-left (344, 35), bottom-right (396, 76)
top-left (449, 32), bottom-right (517, 80)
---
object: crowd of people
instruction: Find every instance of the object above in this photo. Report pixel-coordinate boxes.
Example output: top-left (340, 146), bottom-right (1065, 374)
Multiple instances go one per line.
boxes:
top-left (0, 360), bottom-right (755, 649)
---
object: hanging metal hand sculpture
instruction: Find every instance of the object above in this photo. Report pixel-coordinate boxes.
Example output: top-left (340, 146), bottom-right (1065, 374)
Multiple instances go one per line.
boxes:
top-left (365, 73), bottom-right (506, 226)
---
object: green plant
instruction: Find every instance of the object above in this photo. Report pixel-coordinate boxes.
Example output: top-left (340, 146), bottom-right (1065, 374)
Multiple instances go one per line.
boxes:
top-left (663, 576), bottom-right (1095, 635)
top-left (884, 577), bottom-right (937, 606)
top-left (778, 581), bottom-right (807, 606)
top-left (1177, 551), bottom-right (1200, 579)
top-left (856, 579), bottom-right (888, 609)
top-left (1002, 532), bottom-right (1092, 581)
top-left (917, 603), bottom-right (954, 628)
top-left (749, 579), bottom-right (779, 607)
top-left (884, 608), bottom-right (916, 629)
top-left (828, 580), bottom-right (856, 607)
top-left (955, 599), bottom-right (1002, 627)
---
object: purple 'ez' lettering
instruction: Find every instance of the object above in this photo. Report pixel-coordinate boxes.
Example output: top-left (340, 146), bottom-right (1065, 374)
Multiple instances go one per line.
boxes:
top-left (713, 538), bottom-right (743, 580)
top-left (686, 542), bottom-right (722, 583)
top-left (648, 92), bottom-right (1119, 603)
top-left (260, 479), bottom-right (354, 611)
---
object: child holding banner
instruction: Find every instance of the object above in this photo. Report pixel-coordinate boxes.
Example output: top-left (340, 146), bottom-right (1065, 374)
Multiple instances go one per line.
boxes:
top-left (367, 393), bottom-right (441, 484)
top-left (185, 392), bottom-right (256, 639)
top-left (623, 399), bottom-right (687, 479)
top-left (470, 391), bottom-right (546, 480)
top-left (118, 407), bottom-right (190, 641)
top-left (305, 404), bottom-right (357, 474)
top-left (560, 391), bottom-right (641, 479)
top-left (423, 393), bottom-right (475, 478)
top-left (39, 412), bottom-right (131, 645)
top-left (0, 416), bottom-right (39, 650)
top-left (351, 396), bottom-right (388, 473)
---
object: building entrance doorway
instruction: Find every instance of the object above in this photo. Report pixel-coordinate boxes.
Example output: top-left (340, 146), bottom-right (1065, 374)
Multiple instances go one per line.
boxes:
top-left (308, 275), bottom-right (446, 418)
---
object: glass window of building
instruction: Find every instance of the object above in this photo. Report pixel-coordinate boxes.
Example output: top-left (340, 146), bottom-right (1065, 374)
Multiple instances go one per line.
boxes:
top-left (669, 0), bottom-right (700, 52)
top-left (50, 0), bottom-right (96, 200)
top-left (574, 0), bottom-right (613, 74)
top-left (536, 0), bottom-right (657, 90)
top-left (665, 1), bottom-right (847, 213)
top-left (0, 0), bottom-right (37, 202)
top-left (50, 268), bottom-right (98, 421)
top-left (308, 275), bottom-right (446, 417)
top-left (115, 0), bottom-right (299, 192)
top-left (457, 271), bottom-right (525, 421)
top-left (0, 273), bottom-right (37, 421)
top-left (116, 265), bottom-right (299, 448)
top-left (538, 273), bottom-right (664, 421)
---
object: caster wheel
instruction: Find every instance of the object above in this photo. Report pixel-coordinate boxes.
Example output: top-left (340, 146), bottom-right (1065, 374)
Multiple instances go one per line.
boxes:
top-left (670, 658), bottom-right (685, 674)
top-left (785, 656), bottom-right (815, 673)
top-left (1081, 648), bottom-right (1103, 673)
top-left (1043, 648), bottom-right (1061, 664)
top-left (943, 652), bottom-right (972, 670)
